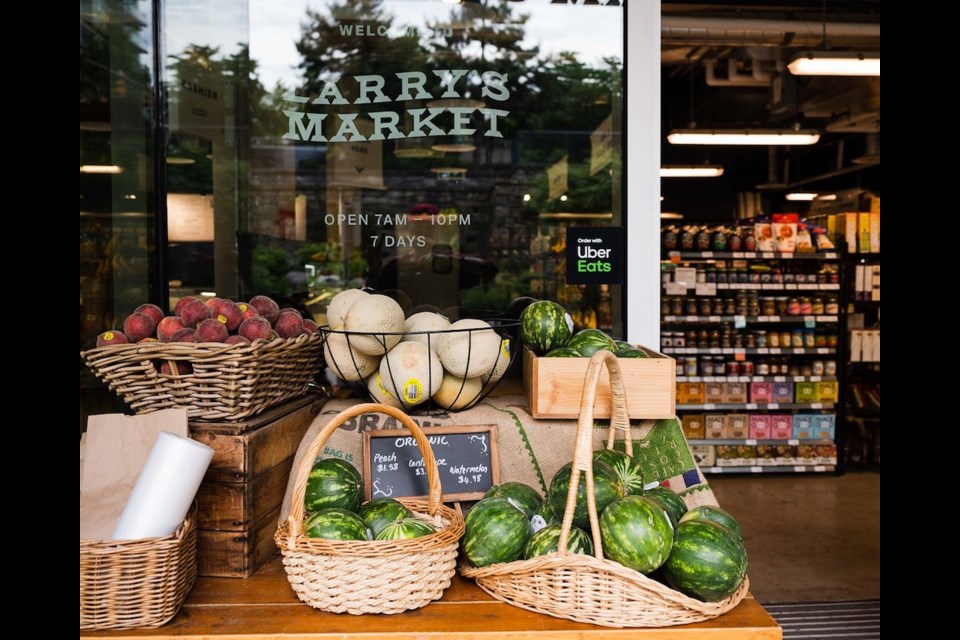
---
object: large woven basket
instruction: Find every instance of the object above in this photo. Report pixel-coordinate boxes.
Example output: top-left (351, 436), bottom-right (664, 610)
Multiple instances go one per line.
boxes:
top-left (275, 403), bottom-right (465, 614)
top-left (80, 504), bottom-right (198, 630)
top-left (80, 333), bottom-right (324, 420)
top-left (461, 350), bottom-right (749, 628)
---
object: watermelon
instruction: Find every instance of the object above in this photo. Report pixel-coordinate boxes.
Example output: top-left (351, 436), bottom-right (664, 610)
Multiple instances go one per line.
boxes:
top-left (523, 523), bottom-right (594, 559)
top-left (463, 497), bottom-right (531, 567)
top-left (615, 346), bottom-right (648, 358)
top-left (680, 506), bottom-right (743, 541)
top-left (484, 482), bottom-right (543, 519)
top-left (566, 329), bottom-right (617, 357)
top-left (548, 460), bottom-right (625, 531)
top-left (520, 300), bottom-right (573, 355)
top-left (534, 499), bottom-right (560, 526)
top-left (663, 519), bottom-right (748, 602)
top-left (305, 458), bottom-right (363, 513)
top-left (358, 498), bottom-right (412, 537)
top-left (593, 449), bottom-right (644, 495)
top-left (645, 486), bottom-right (688, 526)
top-left (599, 495), bottom-right (674, 574)
top-left (545, 347), bottom-right (581, 357)
top-left (304, 508), bottom-right (368, 541)
top-left (375, 517), bottom-right (435, 541)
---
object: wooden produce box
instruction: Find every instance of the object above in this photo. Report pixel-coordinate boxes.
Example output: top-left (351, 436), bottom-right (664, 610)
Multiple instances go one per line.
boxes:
top-left (190, 395), bottom-right (325, 578)
top-left (523, 346), bottom-right (675, 419)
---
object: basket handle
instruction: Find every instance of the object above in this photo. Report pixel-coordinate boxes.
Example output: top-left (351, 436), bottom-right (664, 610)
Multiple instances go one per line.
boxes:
top-left (558, 350), bottom-right (630, 560)
top-left (285, 403), bottom-right (444, 545)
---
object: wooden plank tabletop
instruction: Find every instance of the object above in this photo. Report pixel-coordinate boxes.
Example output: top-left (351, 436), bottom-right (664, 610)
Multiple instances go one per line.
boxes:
top-left (81, 556), bottom-right (781, 640)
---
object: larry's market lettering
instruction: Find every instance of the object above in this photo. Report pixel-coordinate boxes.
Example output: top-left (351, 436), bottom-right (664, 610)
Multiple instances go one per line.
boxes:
top-left (283, 69), bottom-right (510, 142)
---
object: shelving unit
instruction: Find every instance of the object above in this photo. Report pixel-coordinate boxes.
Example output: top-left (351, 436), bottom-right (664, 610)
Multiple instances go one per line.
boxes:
top-left (841, 250), bottom-right (880, 466)
top-left (661, 244), bottom-right (841, 474)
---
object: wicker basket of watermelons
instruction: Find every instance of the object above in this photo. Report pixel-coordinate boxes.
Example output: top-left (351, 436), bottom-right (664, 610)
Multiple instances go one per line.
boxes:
top-left (459, 350), bottom-right (749, 628)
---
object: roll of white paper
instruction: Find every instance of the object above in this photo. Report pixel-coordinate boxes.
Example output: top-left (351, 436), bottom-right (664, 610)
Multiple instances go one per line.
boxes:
top-left (111, 431), bottom-right (214, 540)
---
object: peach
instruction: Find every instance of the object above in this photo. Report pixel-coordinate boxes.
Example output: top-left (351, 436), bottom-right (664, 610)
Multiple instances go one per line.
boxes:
top-left (171, 328), bottom-right (196, 343)
top-left (274, 309), bottom-right (304, 338)
top-left (139, 337), bottom-right (159, 343)
top-left (178, 299), bottom-right (210, 328)
top-left (160, 360), bottom-right (192, 375)
top-left (97, 330), bottom-right (129, 347)
top-left (302, 319), bottom-right (319, 334)
top-left (134, 303), bottom-right (164, 325)
top-left (123, 311), bottom-right (157, 342)
top-left (204, 297), bottom-right (223, 310)
top-left (248, 295), bottom-right (280, 325)
top-left (238, 316), bottom-right (273, 342)
top-left (213, 299), bottom-right (244, 331)
top-left (224, 335), bottom-right (251, 346)
top-left (157, 316), bottom-right (186, 342)
top-left (174, 296), bottom-right (200, 316)
top-left (194, 318), bottom-right (228, 343)
top-left (237, 302), bottom-right (259, 321)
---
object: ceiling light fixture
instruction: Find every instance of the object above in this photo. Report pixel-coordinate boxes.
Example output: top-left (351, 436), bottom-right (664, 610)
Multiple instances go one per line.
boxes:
top-left (660, 212), bottom-right (684, 220)
top-left (788, 51), bottom-right (880, 77)
top-left (79, 164), bottom-right (123, 174)
top-left (817, 194), bottom-right (838, 201)
top-left (430, 142), bottom-right (476, 153)
top-left (785, 192), bottom-right (818, 201)
top-left (668, 129), bottom-right (821, 146)
top-left (660, 165), bottom-right (724, 178)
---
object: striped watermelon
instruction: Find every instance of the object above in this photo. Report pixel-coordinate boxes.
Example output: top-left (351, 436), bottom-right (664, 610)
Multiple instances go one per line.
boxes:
top-left (304, 508), bottom-right (368, 541)
top-left (358, 498), bottom-right (412, 537)
top-left (305, 458), bottom-right (363, 513)
top-left (463, 497), bottom-right (532, 567)
top-left (593, 449), bottom-right (644, 495)
top-left (484, 482), bottom-right (543, 519)
top-left (534, 499), bottom-right (560, 526)
top-left (523, 524), bottom-right (594, 559)
top-left (545, 346), bottom-right (581, 357)
top-left (375, 517), bottom-right (435, 541)
top-left (547, 460), bottom-right (625, 531)
top-left (664, 519), bottom-right (748, 602)
top-left (599, 495), bottom-right (674, 574)
top-left (520, 300), bottom-right (573, 355)
top-left (680, 506), bottom-right (744, 541)
top-left (645, 486), bottom-right (688, 526)
top-left (566, 329), bottom-right (617, 357)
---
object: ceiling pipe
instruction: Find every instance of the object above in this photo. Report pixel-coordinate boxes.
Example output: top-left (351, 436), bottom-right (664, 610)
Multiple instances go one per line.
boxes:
top-left (662, 16), bottom-right (880, 47)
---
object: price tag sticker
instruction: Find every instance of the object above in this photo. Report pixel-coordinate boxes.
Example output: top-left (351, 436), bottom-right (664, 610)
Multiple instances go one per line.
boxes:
top-left (786, 283), bottom-right (798, 290)
top-left (686, 315), bottom-right (699, 322)
top-left (675, 267), bottom-right (697, 288)
top-left (708, 315), bottom-right (721, 322)
top-left (746, 402), bottom-right (758, 410)
top-left (734, 315), bottom-right (747, 329)
top-left (751, 466), bottom-right (763, 473)
top-left (733, 252), bottom-right (745, 258)
top-left (734, 349), bottom-right (746, 362)
top-left (794, 465), bottom-right (805, 472)
top-left (811, 402), bottom-right (823, 409)
top-left (769, 347), bottom-right (782, 354)
top-left (788, 439), bottom-right (800, 446)
top-left (665, 282), bottom-right (687, 296)
top-left (704, 403), bottom-right (716, 410)
top-left (805, 320), bottom-right (817, 329)
top-left (774, 376), bottom-right (786, 382)
top-left (702, 251), bottom-right (714, 258)
top-left (824, 253), bottom-right (837, 259)
top-left (710, 348), bottom-right (722, 354)
top-left (768, 403), bottom-right (780, 409)
top-left (814, 465), bottom-right (827, 472)
top-left (769, 315), bottom-right (781, 322)
top-left (762, 252), bottom-right (775, 258)
top-left (757, 347), bottom-right (770, 354)
top-left (810, 376), bottom-right (821, 382)
top-left (746, 439), bottom-right (758, 446)
top-left (817, 347), bottom-right (829, 354)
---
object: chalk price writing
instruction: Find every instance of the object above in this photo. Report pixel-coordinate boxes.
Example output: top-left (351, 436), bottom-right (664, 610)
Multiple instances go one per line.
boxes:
top-left (457, 474), bottom-right (484, 484)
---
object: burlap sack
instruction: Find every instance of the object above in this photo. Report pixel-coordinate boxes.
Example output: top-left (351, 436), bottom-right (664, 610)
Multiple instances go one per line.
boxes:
top-left (280, 396), bottom-right (717, 522)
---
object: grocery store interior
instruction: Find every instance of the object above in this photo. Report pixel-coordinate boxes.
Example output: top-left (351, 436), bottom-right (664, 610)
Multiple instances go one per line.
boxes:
top-left (81, 0), bottom-right (879, 636)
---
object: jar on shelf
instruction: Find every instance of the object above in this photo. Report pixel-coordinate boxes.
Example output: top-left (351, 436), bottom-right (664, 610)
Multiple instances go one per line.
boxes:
top-left (799, 297), bottom-right (813, 315)
top-left (825, 361), bottom-right (837, 376)
top-left (755, 330), bottom-right (768, 348)
top-left (724, 298), bottom-right (737, 315)
top-left (661, 334), bottom-right (673, 348)
top-left (811, 297), bottom-right (825, 315)
top-left (673, 332), bottom-right (686, 347)
top-left (812, 360), bottom-right (826, 376)
top-left (748, 292), bottom-right (761, 317)
top-left (661, 297), bottom-right (672, 316)
top-left (746, 333), bottom-right (757, 349)
top-left (685, 297), bottom-right (698, 315)
top-left (699, 298), bottom-right (713, 316)
top-left (815, 331), bottom-right (827, 348)
top-left (791, 330), bottom-right (805, 348)
top-left (701, 357), bottom-right (715, 376)
top-left (705, 266), bottom-right (717, 283)
top-left (780, 330), bottom-right (792, 346)
top-left (800, 362), bottom-right (813, 377)
top-left (742, 360), bottom-right (755, 376)
top-left (671, 297), bottom-right (684, 315)
top-left (698, 329), bottom-right (710, 345)
top-left (727, 360), bottom-right (740, 376)
top-left (787, 297), bottom-right (801, 315)
top-left (803, 330), bottom-right (816, 348)
top-left (788, 362), bottom-right (801, 376)
top-left (761, 298), bottom-right (777, 316)
top-left (676, 360), bottom-right (685, 376)
top-left (696, 269), bottom-right (707, 284)
top-left (712, 297), bottom-right (725, 316)
top-left (826, 333), bottom-right (839, 348)
top-left (768, 331), bottom-right (781, 348)
top-left (825, 296), bottom-right (839, 315)
top-left (709, 329), bottom-right (722, 348)
top-left (733, 333), bottom-right (745, 349)
top-left (684, 357), bottom-right (698, 377)
top-left (757, 361), bottom-right (770, 376)
top-left (717, 268), bottom-right (728, 284)
top-left (775, 297), bottom-right (789, 315)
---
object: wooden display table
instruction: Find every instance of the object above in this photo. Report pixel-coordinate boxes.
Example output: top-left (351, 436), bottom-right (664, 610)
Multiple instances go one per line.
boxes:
top-left (80, 557), bottom-right (781, 639)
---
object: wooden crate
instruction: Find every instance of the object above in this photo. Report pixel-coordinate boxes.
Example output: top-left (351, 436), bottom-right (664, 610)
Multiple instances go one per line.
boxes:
top-left (190, 395), bottom-right (324, 577)
top-left (522, 346), bottom-right (675, 419)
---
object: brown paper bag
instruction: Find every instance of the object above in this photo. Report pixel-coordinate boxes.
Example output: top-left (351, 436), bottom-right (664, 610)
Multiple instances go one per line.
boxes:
top-left (79, 408), bottom-right (189, 540)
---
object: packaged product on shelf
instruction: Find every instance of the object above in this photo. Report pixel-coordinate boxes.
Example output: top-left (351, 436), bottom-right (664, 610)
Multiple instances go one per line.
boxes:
top-left (757, 444), bottom-right (795, 465)
top-left (858, 213), bottom-right (871, 253)
top-left (704, 382), bottom-right (726, 404)
top-left (725, 414), bottom-right (750, 439)
top-left (749, 415), bottom-right (772, 440)
top-left (681, 381), bottom-right (705, 404)
top-left (750, 382), bottom-right (774, 404)
top-left (816, 381), bottom-right (840, 403)
top-left (754, 221), bottom-right (775, 251)
top-left (723, 382), bottom-right (749, 403)
top-left (869, 212), bottom-right (881, 253)
top-left (796, 445), bottom-right (816, 464)
top-left (689, 445), bottom-right (716, 468)
top-left (795, 225), bottom-right (815, 253)
top-left (705, 414), bottom-right (725, 439)
top-left (771, 381), bottom-right (794, 404)
top-left (813, 414), bottom-right (837, 440)
top-left (792, 414), bottom-right (816, 440)
top-left (770, 415), bottom-right (794, 440)
top-left (681, 414), bottom-right (706, 440)
top-left (716, 445), bottom-right (757, 466)
top-left (814, 443), bottom-right (838, 464)
top-left (795, 382), bottom-right (819, 403)
top-left (772, 214), bottom-right (799, 253)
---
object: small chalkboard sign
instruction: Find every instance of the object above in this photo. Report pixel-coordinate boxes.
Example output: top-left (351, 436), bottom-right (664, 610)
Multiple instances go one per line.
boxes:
top-left (362, 425), bottom-right (499, 502)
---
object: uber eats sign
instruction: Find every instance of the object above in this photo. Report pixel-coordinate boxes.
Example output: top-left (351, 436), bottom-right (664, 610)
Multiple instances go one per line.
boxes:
top-left (566, 227), bottom-right (624, 285)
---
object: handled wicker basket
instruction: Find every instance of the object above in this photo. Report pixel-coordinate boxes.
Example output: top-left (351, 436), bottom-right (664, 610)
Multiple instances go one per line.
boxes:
top-left (460, 350), bottom-right (749, 628)
top-left (275, 403), bottom-right (465, 615)
top-left (80, 504), bottom-right (198, 630)
top-left (81, 333), bottom-right (324, 421)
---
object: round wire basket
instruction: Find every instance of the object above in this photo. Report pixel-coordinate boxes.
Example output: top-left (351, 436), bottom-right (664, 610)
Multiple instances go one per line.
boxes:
top-left (321, 319), bottom-right (519, 413)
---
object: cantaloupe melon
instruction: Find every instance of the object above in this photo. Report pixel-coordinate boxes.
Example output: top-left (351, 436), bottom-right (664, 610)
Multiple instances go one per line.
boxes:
top-left (403, 312), bottom-right (451, 350)
top-left (326, 288), bottom-right (368, 329)
top-left (483, 338), bottom-right (512, 384)
top-left (343, 294), bottom-right (405, 355)
top-left (379, 341), bottom-right (443, 408)
top-left (366, 373), bottom-right (403, 409)
top-left (432, 373), bottom-right (482, 410)
top-left (436, 319), bottom-right (502, 378)
top-left (323, 331), bottom-right (380, 381)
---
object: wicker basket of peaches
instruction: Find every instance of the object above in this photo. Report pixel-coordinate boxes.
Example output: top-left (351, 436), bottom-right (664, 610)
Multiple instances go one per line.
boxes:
top-left (80, 296), bottom-right (324, 421)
